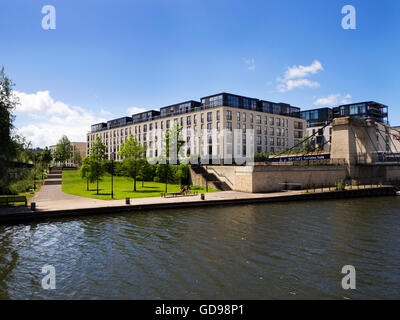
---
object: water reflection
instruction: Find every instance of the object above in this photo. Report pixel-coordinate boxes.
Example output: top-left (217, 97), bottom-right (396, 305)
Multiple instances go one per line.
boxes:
top-left (0, 197), bottom-right (400, 299)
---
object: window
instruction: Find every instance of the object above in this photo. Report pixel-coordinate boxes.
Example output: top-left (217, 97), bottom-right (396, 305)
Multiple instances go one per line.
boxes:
top-left (242, 113), bottom-right (246, 122)
top-left (207, 112), bottom-right (212, 122)
top-left (270, 137), bottom-right (274, 145)
top-left (216, 110), bottom-right (220, 120)
top-left (276, 118), bottom-right (281, 126)
top-left (226, 110), bottom-right (232, 120)
top-left (187, 116), bottom-right (191, 125)
top-left (237, 112), bottom-right (240, 121)
top-left (256, 115), bottom-right (261, 124)
top-left (237, 123), bottom-right (241, 130)
top-left (207, 123), bottom-right (212, 131)
top-left (250, 114), bottom-right (253, 123)
top-left (257, 136), bottom-right (262, 145)
top-left (269, 117), bottom-right (274, 126)
top-left (256, 125), bottom-right (261, 134)
top-left (227, 95), bottom-right (239, 108)
top-left (269, 127), bottom-right (274, 136)
top-left (226, 122), bottom-right (232, 131)
top-left (166, 120), bottom-right (170, 129)
top-left (194, 115), bottom-right (197, 123)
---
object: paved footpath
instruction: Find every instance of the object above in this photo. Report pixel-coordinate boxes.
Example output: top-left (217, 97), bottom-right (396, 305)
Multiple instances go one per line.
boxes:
top-left (30, 182), bottom-right (304, 212)
top-left (2, 172), bottom-right (391, 221)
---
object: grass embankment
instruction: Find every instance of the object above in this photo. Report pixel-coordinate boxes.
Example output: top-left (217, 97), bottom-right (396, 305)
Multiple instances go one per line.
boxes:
top-left (62, 170), bottom-right (219, 200)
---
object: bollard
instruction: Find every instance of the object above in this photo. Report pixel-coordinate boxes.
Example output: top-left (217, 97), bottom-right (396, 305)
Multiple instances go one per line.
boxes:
top-left (125, 198), bottom-right (130, 205)
top-left (31, 202), bottom-right (36, 211)
top-left (201, 193), bottom-right (205, 200)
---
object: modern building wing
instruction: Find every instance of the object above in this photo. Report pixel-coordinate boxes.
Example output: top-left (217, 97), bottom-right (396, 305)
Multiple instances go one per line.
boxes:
top-left (333, 101), bottom-right (388, 124)
top-left (300, 108), bottom-right (333, 128)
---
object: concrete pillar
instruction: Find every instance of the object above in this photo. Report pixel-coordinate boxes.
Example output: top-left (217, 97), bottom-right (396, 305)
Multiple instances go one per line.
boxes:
top-left (331, 117), bottom-right (379, 166)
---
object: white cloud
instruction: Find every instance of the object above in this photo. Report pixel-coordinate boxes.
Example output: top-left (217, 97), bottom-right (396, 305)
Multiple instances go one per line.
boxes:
top-left (277, 78), bottom-right (320, 92)
top-left (100, 109), bottom-right (112, 116)
top-left (244, 58), bottom-right (256, 71)
top-left (277, 60), bottom-right (323, 92)
top-left (284, 60), bottom-right (323, 80)
top-left (313, 93), bottom-right (352, 106)
top-left (13, 90), bottom-right (107, 148)
top-left (127, 106), bottom-right (147, 115)
top-left (341, 93), bottom-right (352, 104)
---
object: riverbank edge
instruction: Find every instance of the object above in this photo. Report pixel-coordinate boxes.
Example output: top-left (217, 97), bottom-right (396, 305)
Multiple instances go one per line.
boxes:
top-left (0, 187), bottom-right (396, 225)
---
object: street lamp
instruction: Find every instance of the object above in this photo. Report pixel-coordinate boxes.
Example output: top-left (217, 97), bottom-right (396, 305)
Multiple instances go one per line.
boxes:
top-left (111, 152), bottom-right (115, 199)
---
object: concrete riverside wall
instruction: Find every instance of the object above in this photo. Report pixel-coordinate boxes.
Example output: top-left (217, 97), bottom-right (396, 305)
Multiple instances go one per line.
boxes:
top-left (191, 164), bottom-right (400, 193)
top-left (237, 165), bottom-right (348, 193)
top-left (196, 165), bottom-right (348, 193)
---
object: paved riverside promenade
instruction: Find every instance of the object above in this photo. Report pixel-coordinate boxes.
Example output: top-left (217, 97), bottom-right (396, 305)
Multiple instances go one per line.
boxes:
top-left (0, 171), bottom-right (396, 224)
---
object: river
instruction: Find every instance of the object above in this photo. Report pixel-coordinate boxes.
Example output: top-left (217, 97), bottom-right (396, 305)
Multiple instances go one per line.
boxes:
top-left (1, 197), bottom-right (399, 299)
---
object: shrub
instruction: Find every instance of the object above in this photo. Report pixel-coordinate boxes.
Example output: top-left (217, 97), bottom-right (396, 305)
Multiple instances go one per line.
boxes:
top-left (335, 180), bottom-right (345, 191)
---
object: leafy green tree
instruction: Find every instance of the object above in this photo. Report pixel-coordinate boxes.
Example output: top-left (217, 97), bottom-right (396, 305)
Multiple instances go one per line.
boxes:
top-left (73, 150), bottom-right (82, 166)
top-left (0, 66), bottom-right (18, 189)
top-left (158, 123), bottom-right (185, 192)
top-left (41, 147), bottom-right (53, 171)
top-left (88, 137), bottom-right (107, 195)
top-left (155, 163), bottom-right (174, 192)
top-left (176, 163), bottom-right (189, 186)
top-left (54, 135), bottom-right (72, 167)
top-left (301, 134), bottom-right (314, 153)
top-left (138, 161), bottom-right (154, 187)
top-left (119, 134), bottom-right (146, 192)
top-left (80, 156), bottom-right (92, 191)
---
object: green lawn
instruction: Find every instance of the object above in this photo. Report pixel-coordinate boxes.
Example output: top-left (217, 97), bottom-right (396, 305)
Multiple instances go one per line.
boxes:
top-left (62, 170), bottom-right (219, 200)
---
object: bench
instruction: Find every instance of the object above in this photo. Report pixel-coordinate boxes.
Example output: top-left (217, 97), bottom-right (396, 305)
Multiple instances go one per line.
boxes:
top-left (161, 191), bottom-right (199, 198)
top-left (0, 196), bottom-right (28, 206)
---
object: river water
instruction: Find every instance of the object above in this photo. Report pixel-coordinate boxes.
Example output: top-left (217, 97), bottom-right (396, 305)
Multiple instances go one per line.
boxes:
top-left (1, 197), bottom-right (400, 299)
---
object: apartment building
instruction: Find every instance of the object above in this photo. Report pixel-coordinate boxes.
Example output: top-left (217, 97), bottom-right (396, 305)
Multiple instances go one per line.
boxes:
top-left (49, 142), bottom-right (87, 167)
top-left (87, 93), bottom-right (306, 163)
top-left (300, 101), bottom-right (391, 152)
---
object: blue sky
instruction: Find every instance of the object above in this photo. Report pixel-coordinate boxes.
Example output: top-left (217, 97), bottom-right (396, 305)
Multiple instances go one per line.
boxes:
top-left (1, 0), bottom-right (399, 147)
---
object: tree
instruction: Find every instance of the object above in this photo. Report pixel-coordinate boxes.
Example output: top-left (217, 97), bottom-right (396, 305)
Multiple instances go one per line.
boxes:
top-left (158, 123), bottom-right (185, 192)
top-left (155, 163), bottom-right (174, 192)
top-left (88, 137), bottom-right (107, 195)
top-left (301, 134), bottom-right (314, 153)
top-left (54, 135), bottom-right (72, 167)
top-left (0, 66), bottom-right (18, 188)
top-left (119, 134), bottom-right (146, 192)
top-left (41, 147), bottom-right (53, 171)
top-left (138, 160), bottom-right (154, 187)
top-left (80, 156), bottom-right (92, 191)
top-left (176, 163), bottom-right (189, 186)
top-left (73, 150), bottom-right (82, 166)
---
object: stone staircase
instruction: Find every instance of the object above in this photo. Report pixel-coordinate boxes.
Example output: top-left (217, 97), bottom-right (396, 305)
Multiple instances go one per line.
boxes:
top-left (191, 165), bottom-right (231, 191)
top-left (44, 169), bottom-right (62, 185)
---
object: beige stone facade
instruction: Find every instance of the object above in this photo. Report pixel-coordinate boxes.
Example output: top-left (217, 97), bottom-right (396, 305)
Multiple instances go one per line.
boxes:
top-left (49, 142), bottom-right (87, 167)
top-left (86, 106), bottom-right (306, 162)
